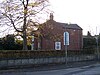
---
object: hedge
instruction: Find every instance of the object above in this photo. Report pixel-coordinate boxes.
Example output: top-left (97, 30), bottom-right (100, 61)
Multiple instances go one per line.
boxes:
top-left (0, 50), bottom-right (65, 59)
top-left (0, 50), bottom-right (94, 60)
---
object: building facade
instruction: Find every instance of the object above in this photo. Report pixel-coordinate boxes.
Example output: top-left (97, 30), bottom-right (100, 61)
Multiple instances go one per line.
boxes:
top-left (34, 14), bottom-right (83, 50)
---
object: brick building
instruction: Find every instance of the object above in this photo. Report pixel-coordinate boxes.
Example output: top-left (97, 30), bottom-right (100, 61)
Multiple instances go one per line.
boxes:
top-left (34, 14), bottom-right (83, 50)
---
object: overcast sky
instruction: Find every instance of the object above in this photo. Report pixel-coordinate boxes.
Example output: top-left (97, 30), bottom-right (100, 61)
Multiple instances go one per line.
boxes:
top-left (49, 0), bottom-right (100, 35)
top-left (0, 0), bottom-right (100, 36)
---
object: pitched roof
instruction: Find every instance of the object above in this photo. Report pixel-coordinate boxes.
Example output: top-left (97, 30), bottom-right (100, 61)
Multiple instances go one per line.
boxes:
top-left (46, 20), bottom-right (82, 30)
top-left (60, 22), bottom-right (82, 30)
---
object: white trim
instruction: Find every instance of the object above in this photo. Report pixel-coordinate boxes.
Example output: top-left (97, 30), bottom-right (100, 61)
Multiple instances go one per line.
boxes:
top-left (55, 42), bottom-right (61, 50)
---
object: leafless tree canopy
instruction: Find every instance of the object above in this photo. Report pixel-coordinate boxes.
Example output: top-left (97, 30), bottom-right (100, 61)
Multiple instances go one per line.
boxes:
top-left (0, 0), bottom-right (49, 50)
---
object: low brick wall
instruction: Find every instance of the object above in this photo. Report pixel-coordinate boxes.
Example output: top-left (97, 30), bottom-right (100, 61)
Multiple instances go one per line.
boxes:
top-left (0, 50), bottom-right (96, 68)
top-left (0, 55), bottom-right (96, 68)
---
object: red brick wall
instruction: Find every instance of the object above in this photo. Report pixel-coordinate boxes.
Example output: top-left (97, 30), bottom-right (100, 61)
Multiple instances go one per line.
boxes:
top-left (34, 20), bottom-right (82, 50)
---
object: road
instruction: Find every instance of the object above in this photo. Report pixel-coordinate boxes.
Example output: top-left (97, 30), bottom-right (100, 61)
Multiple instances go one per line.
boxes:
top-left (0, 62), bottom-right (100, 75)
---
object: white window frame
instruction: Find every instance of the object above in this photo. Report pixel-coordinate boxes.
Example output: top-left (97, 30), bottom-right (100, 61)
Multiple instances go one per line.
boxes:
top-left (55, 42), bottom-right (61, 50)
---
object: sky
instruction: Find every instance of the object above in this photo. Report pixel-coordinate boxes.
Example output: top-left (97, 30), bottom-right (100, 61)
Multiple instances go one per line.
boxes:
top-left (49, 0), bottom-right (100, 35)
top-left (0, 0), bottom-right (100, 36)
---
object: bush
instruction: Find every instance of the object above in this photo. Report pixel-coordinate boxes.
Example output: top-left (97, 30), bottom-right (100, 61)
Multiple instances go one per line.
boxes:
top-left (0, 50), bottom-right (65, 59)
top-left (0, 50), bottom-right (94, 60)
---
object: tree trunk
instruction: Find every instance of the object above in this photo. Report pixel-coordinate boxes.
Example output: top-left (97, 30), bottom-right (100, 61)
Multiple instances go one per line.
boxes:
top-left (22, 30), bottom-right (28, 50)
top-left (22, 4), bottom-right (28, 50)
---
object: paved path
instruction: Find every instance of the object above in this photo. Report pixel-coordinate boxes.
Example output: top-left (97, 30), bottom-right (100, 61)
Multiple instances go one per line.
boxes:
top-left (0, 61), bottom-right (100, 75)
top-left (1, 63), bottom-right (100, 75)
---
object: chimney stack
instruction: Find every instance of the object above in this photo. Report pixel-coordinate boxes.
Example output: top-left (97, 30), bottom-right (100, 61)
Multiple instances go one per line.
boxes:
top-left (50, 13), bottom-right (53, 20)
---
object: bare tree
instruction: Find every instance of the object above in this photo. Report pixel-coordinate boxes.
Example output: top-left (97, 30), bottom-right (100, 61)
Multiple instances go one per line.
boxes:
top-left (0, 0), bottom-right (49, 50)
